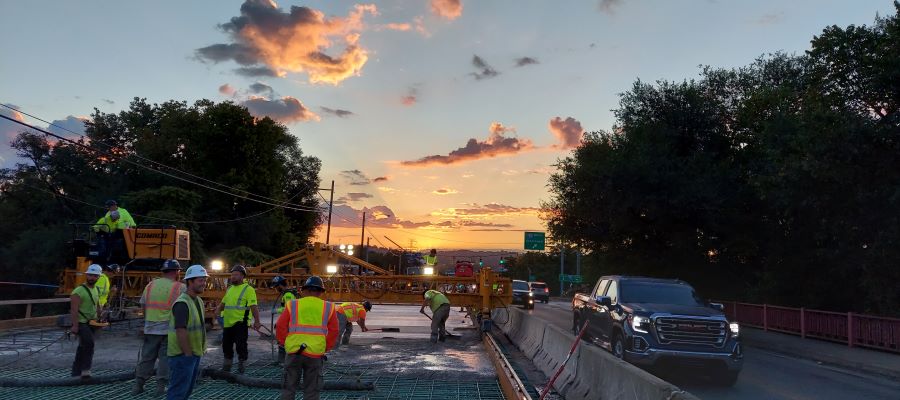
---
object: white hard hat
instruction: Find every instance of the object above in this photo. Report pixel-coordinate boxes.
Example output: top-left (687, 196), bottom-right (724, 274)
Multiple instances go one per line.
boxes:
top-left (184, 264), bottom-right (209, 280)
top-left (86, 264), bottom-right (103, 276)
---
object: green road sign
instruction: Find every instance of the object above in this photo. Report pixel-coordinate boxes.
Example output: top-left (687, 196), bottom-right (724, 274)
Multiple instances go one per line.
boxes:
top-left (559, 274), bottom-right (583, 283)
top-left (524, 231), bottom-right (546, 250)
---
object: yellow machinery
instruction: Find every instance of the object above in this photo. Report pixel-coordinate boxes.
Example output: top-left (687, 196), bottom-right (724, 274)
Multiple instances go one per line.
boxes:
top-left (60, 241), bottom-right (512, 320)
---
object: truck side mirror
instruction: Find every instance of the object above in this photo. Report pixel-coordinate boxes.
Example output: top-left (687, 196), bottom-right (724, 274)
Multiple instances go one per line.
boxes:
top-left (710, 302), bottom-right (725, 311)
top-left (595, 295), bottom-right (612, 307)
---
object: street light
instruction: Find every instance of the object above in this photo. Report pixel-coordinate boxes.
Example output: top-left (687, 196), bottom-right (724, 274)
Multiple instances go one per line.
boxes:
top-left (423, 266), bottom-right (434, 275)
top-left (210, 259), bottom-right (224, 271)
top-left (326, 265), bottom-right (338, 274)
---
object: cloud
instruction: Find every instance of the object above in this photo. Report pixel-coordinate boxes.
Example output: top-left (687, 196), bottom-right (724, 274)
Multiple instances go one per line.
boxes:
top-left (234, 66), bottom-right (283, 77)
top-left (340, 169), bottom-right (372, 185)
top-left (196, 1), bottom-right (377, 85)
top-left (401, 86), bottom-right (419, 106)
top-left (598, 0), bottom-right (623, 15)
top-left (549, 116), bottom-right (585, 149)
top-left (330, 205), bottom-right (433, 229)
top-left (372, 176), bottom-right (389, 182)
top-left (249, 82), bottom-right (274, 95)
top-left (430, 203), bottom-right (540, 218)
top-left (320, 106), bottom-right (354, 118)
top-left (102, 98), bottom-right (115, 105)
top-left (432, 188), bottom-right (459, 195)
top-left (47, 116), bottom-right (89, 138)
top-left (377, 186), bottom-right (396, 192)
top-left (514, 57), bottom-right (539, 67)
top-left (338, 192), bottom-right (374, 202)
top-left (380, 22), bottom-right (411, 31)
top-left (430, 0), bottom-right (463, 20)
top-left (0, 105), bottom-right (29, 163)
top-left (219, 84), bottom-right (237, 96)
top-left (241, 96), bottom-right (320, 122)
top-left (754, 12), bottom-right (784, 25)
top-left (470, 55), bottom-right (499, 80)
top-left (459, 221), bottom-right (514, 228)
top-left (401, 122), bottom-right (533, 167)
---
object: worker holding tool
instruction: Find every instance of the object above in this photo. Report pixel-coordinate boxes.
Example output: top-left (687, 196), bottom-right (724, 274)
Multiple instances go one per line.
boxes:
top-left (166, 264), bottom-right (209, 400)
top-left (133, 259), bottom-right (185, 396)
top-left (277, 276), bottom-right (339, 400)
top-left (215, 265), bottom-right (261, 374)
top-left (335, 301), bottom-right (371, 347)
top-left (69, 264), bottom-right (102, 378)
top-left (271, 275), bottom-right (297, 364)
top-left (421, 289), bottom-right (451, 343)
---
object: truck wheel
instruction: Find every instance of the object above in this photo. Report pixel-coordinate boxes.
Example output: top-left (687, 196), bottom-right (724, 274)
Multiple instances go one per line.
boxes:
top-left (714, 370), bottom-right (740, 386)
top-left (611, 333), bottom-right (625, 359)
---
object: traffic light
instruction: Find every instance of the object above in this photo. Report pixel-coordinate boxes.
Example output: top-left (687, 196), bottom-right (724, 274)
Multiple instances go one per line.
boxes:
top-left (479, 258), bottom-right (484, 267)
top-left (499, 258), bottom-right (506, 265)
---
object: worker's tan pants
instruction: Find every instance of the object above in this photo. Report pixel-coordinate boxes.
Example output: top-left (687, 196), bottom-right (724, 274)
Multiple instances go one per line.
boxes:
top-left (280, 353), bottom-right (324, 400)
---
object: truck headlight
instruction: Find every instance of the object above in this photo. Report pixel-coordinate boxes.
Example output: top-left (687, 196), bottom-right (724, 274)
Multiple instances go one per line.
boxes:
top-left (631, 315), bottom-right (650, 333)
top-left (729, 322), bottom-right (739, 337)
top-left (529, 292), bottom-right (534, 297)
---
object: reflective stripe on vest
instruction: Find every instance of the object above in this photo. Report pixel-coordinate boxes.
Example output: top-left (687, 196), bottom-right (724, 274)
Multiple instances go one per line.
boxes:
top-left (285, 299), bottom-right (333, 356)
top-left (425, 255), bottom-right (437, 265)
top-left (167, 293), bottom-right (206, 357)
top-left (223, 284), bottom-right (251, 310)
top-left (145, 279), bottom-right (182, 321)
top-left (339, 302), bottom-right (362, 322)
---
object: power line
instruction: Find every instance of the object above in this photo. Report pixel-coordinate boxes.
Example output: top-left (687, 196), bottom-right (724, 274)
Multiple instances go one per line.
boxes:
top-left (0, 112), bottom-right (323, 213)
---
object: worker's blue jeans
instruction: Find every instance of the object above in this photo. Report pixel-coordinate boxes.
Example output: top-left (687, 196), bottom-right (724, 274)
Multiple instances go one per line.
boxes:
top-left (167, 354), bottom-right (201, 400)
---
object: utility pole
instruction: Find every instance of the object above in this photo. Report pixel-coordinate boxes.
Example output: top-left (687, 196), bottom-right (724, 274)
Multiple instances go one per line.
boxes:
top-left (559, 243), bottom-right (565, 296)
top-left (576, 248), bottom-right (581, 276)
top-left (321, 180), bottom-right (335, 244)
top-left (359, 212), bottom-right (366, 252)
top-left (365, 237), bottom-right (371, 263)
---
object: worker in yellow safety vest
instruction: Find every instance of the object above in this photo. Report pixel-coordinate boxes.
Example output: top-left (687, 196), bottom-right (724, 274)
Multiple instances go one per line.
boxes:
top-left (133, 259), bottom-right (185, 396)
top-left (421, 289), bottom-right (451, 343)
top-left (69, 264), bottom-right (102, 378)
top-left (103, 199), bottom-right (136, 228)
top-left (214, 265), bottom-right (261, 373)
top-left (335, 301), bottom-right (371, 348)
top-left (271, 275), bottom-right (297, 364)
top-left (166, 264), bottom-right (208, 400)
top-left (425, 249), bottom-right (438, 267)
top-left (276, 276), bottom-right (339, 400)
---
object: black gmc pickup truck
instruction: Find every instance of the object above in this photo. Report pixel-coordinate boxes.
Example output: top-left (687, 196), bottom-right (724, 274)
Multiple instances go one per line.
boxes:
top-left (572, 276), bottom-right (743, 385)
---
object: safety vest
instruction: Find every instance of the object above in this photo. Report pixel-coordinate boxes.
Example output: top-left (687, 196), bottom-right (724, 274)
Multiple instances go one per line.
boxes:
top-left (96, 274), bottom-right (110, 307)
top-left (72, 284), bottom-right (98, 323)
top-left (285, 297), bottom-right (334, 357)
top-left (424, 255), bottom-right (437, 266)
top-left (221, 282), bottom-right (255, 327)
top-left (95, 215), bottom-right (126, 232)
top-left (276, 290), bottom-right (297, 314)
top-left (424, 290), bottom-right (449, 312)
top-left (144, 278), bottom-right (184, 322)
top-left (167, 293), bottom-right (206, 357)
top-left (338, 302), bottom-right (364, 322)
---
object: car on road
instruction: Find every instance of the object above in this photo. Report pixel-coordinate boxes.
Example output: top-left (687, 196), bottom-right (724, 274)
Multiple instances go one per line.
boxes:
top-left (572, 276), bottom-right (743, 385)
top-left (511, 279), bottom-right (534, 309)
top-left (529, 281), bottom-right (550, 303)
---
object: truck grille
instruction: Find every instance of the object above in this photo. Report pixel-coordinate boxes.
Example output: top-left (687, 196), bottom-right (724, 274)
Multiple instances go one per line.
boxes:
top-left (655, 317), bottom-right (726, 347)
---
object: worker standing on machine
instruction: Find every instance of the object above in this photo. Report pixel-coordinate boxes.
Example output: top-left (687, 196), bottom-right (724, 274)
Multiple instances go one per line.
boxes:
top-left (335, 301), bottom-right (371, 348)
top-left (70, 264), bottom-right (102, 378)
top-left (277, 276), bottom-right (339, 400)
top-left (215, 265), bottom-right (261, 374)
top-left (166, 265), bottom-right (209, 400)
top-left (421, 289), bottom-right (451, 343)
top-left (271, 275), bottom-right (297, 365)
top-left (133, 259), bottom-right (185, 396)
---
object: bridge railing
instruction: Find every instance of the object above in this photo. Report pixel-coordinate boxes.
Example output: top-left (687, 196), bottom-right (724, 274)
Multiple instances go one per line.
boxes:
top-left (716, 300), bottom-right (900, 354)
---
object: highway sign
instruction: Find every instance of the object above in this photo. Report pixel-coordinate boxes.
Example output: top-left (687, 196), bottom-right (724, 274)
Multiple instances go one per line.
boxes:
top-left (524, 231), bottom-right (546, 250)
top-left (559, 274), bottom-right (583, 283)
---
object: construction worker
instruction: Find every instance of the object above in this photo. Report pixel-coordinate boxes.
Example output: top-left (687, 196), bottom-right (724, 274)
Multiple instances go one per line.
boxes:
top-left (277, 276), bottom-right (339, 400)
top-left (335, 301), bottom-right (371, 347)
top-left (215, 265), bottom-right (261, 373)
top-left (166, 265), bottom-right (208, 400)
top-left (421, 289), bottom-right (451, 343)
top-left (133, 259), bottom-right (186, 395)
top-left (95, 266), bottom-right (111, 309)
top-left (103, 199), bottom-right (136, 228)
top-left (425, 249), bottom-right (438, 267)
top-left (272, 275), bottom-right (297, 364)
top-left (70, 264), bottom-right (102, 378)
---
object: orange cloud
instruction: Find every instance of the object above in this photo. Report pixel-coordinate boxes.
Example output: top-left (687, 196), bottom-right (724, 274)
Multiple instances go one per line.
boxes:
top-left (401, 122), bottom-right (533, 167)
top-left (431, 0), bottom-right (463, 20)
top-left (219, 83), bottom-right (236, 96)
top-left (430, 203), bottom-right (539, 218)
top-left (432, 188), bottom-right (459, 195)
top-left (549, 116), bottom-right (585, 149)
top-left (242, 96), bottom-right (320, 122)
top-left (382, 23), bottom-right (411, 31)
top-left (196, 1), bottom-right (377, 85)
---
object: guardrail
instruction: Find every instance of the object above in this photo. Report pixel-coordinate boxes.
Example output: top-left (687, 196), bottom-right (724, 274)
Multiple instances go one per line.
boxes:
top-left (715, 300), bottom-right (900, 354)
top-left (0, 298), bottom-right (70, 330)
top-left (0, 298), bottom-right (70, 319)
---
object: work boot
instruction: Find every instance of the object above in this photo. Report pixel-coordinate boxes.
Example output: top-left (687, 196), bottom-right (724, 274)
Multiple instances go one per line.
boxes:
top-left (81, 369), bottom-right (91, 379)
top-left (131, 378), bottom-right (145, 395)
top-left (237, 360), bottom-right (246, 374)
top-left (155, 380), bottom-right (167, 396)
top-left (222, 359), bottom-right (233, 372)
top-left (430, 333), bottom-right (438, 343)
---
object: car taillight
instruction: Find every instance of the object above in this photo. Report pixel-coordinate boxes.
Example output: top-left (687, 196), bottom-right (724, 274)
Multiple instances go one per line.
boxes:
top-left (544, 288), bottom-right (549, 293)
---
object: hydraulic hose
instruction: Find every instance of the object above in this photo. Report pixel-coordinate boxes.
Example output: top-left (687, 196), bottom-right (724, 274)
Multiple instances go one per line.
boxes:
top-left (201, 368), bottom-right (375, 390)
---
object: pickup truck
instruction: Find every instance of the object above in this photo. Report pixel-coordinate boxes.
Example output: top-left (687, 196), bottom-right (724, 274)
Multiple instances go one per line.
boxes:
top-left (572, 276), bottom-right (743, 385)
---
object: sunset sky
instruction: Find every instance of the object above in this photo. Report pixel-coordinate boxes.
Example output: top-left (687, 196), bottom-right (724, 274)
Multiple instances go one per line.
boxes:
top-left (1, 1), bottom-right (892, 251)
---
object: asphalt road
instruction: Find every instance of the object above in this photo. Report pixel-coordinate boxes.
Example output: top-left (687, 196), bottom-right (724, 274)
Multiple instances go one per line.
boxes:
top-left (518, 300), bottom-right (900, 400)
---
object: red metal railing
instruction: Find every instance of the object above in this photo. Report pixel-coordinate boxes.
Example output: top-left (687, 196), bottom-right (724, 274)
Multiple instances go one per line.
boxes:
top-left (717, 301), bottom-right (900, 354)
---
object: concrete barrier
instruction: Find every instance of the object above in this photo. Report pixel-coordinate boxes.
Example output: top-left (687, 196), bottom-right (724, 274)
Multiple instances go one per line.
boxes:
top-left (493, 307), bottom-right (699, 400)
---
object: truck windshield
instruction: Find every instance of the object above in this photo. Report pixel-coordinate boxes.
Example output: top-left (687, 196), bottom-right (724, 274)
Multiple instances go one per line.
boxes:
top-left (513, 281), bottom-right (530, 291)
top-left (620, 282), bottom-right (704, 306)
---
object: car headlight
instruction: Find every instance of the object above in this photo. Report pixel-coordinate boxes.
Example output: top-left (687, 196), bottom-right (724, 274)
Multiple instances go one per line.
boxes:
top-left (529, 292), bottom-right (534, 297)
top-left (729, 322), bottom-right (739, 337)
top-left (631, 315), bottom-right (650, 333)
